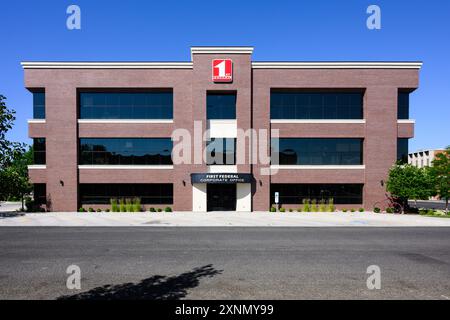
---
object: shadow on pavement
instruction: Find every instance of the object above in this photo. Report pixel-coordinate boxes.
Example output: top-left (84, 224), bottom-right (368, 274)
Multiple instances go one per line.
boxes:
top-left (57, 264), bottom-right (222, 300)
top-left (0, 212), bottom-right (25, 219)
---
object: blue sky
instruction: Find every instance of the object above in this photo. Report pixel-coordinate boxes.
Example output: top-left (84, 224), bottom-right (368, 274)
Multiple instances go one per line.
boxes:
top-left (1, 0), bottom-right (449, 151)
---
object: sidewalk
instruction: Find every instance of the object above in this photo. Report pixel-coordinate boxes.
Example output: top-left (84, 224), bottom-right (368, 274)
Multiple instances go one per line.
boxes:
top-left (1, 211), bottom-right (450, 227)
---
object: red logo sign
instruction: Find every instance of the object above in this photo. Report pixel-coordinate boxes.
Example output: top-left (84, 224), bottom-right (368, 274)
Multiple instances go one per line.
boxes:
top-left (212, 59), bottom-right (233, 82)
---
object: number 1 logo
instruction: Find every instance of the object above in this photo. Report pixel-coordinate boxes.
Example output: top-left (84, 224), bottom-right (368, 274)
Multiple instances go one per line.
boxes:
top-left (212, 59), bottom-right (233, 82)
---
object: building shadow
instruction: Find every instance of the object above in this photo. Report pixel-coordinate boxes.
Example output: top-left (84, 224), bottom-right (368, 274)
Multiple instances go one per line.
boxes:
top-left (57, 264), bottom-right (222, 300)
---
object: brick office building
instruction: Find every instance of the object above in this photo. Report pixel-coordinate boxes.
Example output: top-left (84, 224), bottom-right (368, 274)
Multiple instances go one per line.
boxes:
top-left (24, 46), bottom-right (421, 212)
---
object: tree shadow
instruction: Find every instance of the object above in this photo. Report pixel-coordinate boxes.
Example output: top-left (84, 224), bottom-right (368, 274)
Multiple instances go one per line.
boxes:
top-left (57, 264), bottom-right (222, 300)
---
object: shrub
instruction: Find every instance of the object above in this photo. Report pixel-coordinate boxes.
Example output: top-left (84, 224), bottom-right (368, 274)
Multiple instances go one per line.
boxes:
top-left (78, 207), bottom-right (85, 212)
top-left (88, 207), bottom-right (94, 212)
top-left (373, 207), bottom-right (381, 213)
top-left (157, 208), bottom-right (162, 212)
top-left (149, 207), bottom-right (156, 212)
top-left (319, 199), bottom-right (326, 212)
top-left (110, 198), bottom-right (119, 212)
top-left (125, 198), bottom-right (133, 212)
top-left (359, 208), bottom-right (364, 212)
top-left (96, 208), bottom-right (102, 212)
top-left (279, 207), bottom-right (286, 212)
top-left (302, 198), bottom-right (310, 212)
top-left (386, 207), bottom-right (394, 213)
top-left (297, 208), bottom-right (302, 212)
top-left (311, 199), bottom-right (318, 212)
top-left (342, 208), bottom-right (348, 212)
top-left (350, 208), bottom-right (356, 212)
top-left (328, 198), bottom-right (335, 212)
top-left (270, 206), bottom-right (276, 212)
top-left (119, 198), bottom-right (126, 212)
top-left (132, 197), bottom-right (141, 212)
top-left (289, 208), bottom-right (293, 212)
top-left (105, 208), bottom-right (110, 212)
top-left (164, 206), bottom-right (172, 212)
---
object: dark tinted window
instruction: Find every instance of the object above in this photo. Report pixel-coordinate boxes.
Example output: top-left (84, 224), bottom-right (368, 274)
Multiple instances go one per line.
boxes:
top-left (80, 184), bottom-right (173, 204)
top-left (33, 138), bottom-right (46, 164)
top-left (206, 138), bottom-right (236, 165)
top-left (79, 138), bottom-right (172, 165)
top-left (271, 92), bottom-right (363, 119)
top-left (272, 138), bottom-right (363, 165)
top-left (207, 93), bottom-right (236, 119)
top-left (33, 92), bottom-right (45, 119)
top-left (270, 184), bottom-right (363, 205)
top-left (33, 183), bottom-right (46, 205)
top-left (397, 138), bottom-right (409, 164)
top-left (398, 92), bottom-right (409, 119)
top-left (79, 92), bottom-right (173, 119)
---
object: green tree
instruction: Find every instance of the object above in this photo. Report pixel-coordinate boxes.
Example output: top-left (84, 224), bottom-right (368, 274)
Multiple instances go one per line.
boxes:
top-left (430, 147), bottom-right (450, 213)
top-left (0, 95), bottom-right (25, 167)
top-left (386, 163), bottom-right (435, 213)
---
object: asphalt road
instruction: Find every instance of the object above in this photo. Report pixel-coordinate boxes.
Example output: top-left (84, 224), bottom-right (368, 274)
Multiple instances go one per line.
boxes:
top-left (0, 227), bottom-right (449, 300)
top-left (408, 200), bottom-right (448, 210)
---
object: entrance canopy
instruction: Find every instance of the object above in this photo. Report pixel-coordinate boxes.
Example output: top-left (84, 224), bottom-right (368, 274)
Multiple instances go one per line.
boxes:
top-left (191, 173), bottom-right (253, 184)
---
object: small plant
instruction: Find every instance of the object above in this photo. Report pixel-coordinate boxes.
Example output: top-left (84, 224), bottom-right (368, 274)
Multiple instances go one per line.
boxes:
top-left (342, 208), bottom-right (348, 212)
top-left (270, 206), bottom-right (276, 212)
top-left (132, 197), bottom-right (141, 212)
top-left (119, 198), bottom-right (126, 212)
top-left (302, 198), bottom-right (310, 212)
top-left (111, 198), bottom-right (119, 212)
top-left (279, 207), bottom-right (286, 212)
top-left (297, 208), bottom-right (302, 212)
top-left (125, 198), bottom-right (133, 212)
top-left (311, 199), bottom-right (318, 212)
top-left (373, 207), bottom-right (381, 213)
top-left (164, 207), bottom-right (172, 212)
top-left (328, 198), bottom-right (335, 212)
top-left (289, 208), bottom-right (293, 212)
top-left (149, 207), bottom-right (156, 212)
top-left (105, 208), bottom-right (110, 212)
top-left (88, 207), bottom-right (94, 212)
top-left (319, 199), bottom-right (326, 212)
top-left (157, 208), bottom-right (162, 212)
top-left (96, 208), bottom-right (102, 212)
top-left (386, 207), bottom-right (394, 213)
top-left (350, 208), bottom-right (356, 212)
top-left (359, 208), bottom-right (364, 212)
top-left (78, 207), bottom-right (85, 212)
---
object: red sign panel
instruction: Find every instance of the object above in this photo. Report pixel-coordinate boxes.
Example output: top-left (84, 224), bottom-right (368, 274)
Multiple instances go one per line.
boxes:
top-left (212, 59), bottom-right (233, 82)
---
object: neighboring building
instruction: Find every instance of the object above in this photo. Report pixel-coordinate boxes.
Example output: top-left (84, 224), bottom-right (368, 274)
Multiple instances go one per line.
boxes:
top-left (408, 149), bottom-right (446, 168)
top-left (23, 46), bottom-right (421, 212)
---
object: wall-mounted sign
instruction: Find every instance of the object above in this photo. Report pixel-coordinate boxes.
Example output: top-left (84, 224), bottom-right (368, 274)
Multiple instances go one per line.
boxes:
top-left (274, 192), bottom-right (279, 204)
top-left (191, 173), bottom-right (252, 184)
top-left (212, 59), bottom-right (233, 82)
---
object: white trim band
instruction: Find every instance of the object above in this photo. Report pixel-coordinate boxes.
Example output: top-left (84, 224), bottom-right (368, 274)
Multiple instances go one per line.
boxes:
top-left (191, 47), bottom-right (254, 59)
top-left (252, 62), bottom-right (423, 69)
top-left (28, 165), bottom-right (46, 169)
top-left (270, 119), bottom-right (366, 124)
top-left (21, 62), bottom-right (193, 69)
top-left (78, 165), bottom-right (173, 170)
top-left (397, 119), bottom-right (415, 124)
top-left (77, 119), bottom-right (173, 124)
top-left (28, 119), bottom-right (46, 124)
top-left (271, 165), bottom-right (365, 170)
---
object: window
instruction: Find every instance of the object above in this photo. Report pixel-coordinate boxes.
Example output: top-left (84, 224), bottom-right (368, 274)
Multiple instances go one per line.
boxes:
top-left (207, 92), bottom-right (236, 119)
top-left (272, 138), bottom-right (363, 165)
top-left (206, 138), bottom-right (236, 165)
top-left (80, 184), bottom-right (173, 204)
top-left (33, 184), bottom-right (46, 205)
top-left (270, 184), bottom-right (363, 205)
top-left (398, 92), bottom-right (409, 119)
top-left (79, 138), bottom-right (172, 165)
top-left (397, 138), bottom-right (408, 164)
top-left (33, 92), bottom-right (45, 119)
top-left (271, 91), bottom-right (363, 119)
top-left (33, 138), bottom-right (46, 164)
top-left (79, 91), bottom-right (173, 119)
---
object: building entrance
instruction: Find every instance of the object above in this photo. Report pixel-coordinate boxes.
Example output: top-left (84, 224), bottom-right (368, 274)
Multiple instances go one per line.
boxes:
top-left (207, 184), bottom-right (236, 211)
